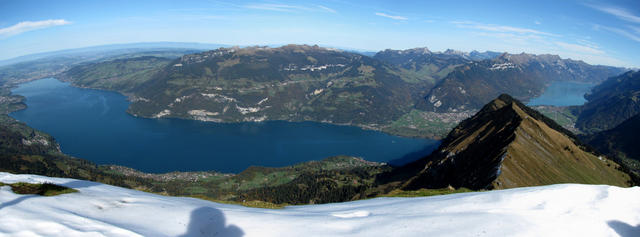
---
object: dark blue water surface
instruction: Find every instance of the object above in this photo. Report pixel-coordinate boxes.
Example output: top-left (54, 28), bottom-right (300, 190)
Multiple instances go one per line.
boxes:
top-left (10, 78), bottom-right (438, 173)
top-left (528, 81), bottom-right (595, 106)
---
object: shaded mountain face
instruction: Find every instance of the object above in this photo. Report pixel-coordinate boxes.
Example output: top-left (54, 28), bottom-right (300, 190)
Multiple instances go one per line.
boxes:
top-left (128, 45), bottom-right (417, 125)
top-left (419, 53), bottom-right (626, 112)
top-left (582, 114), bottom-right (640, 175)
top-left (373, 48), bottom-right (475, 84)
top-left (468, 50), bottom-right (503, 61)
top-left (576, 70), bottom-right (640, 133)
top-left (396, 94), bottom-right (630, 190)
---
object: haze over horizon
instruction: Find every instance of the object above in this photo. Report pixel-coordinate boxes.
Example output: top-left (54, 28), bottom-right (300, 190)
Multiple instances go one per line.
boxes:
top-left (1, 0), bottom-right (639, 67)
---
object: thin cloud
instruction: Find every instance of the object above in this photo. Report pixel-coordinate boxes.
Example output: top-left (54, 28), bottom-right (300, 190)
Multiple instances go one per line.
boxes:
top-left (244, 4), bottom-right (309, 12)
top-left (451, 21), bottom-right (556, 36)
top-left (244, 3), bottom-right (336, 13)
top-left (375, 12), bottom-right (408, 21)
top-left (317, 5), bottom-right (336, 13)
top-left (555, 41), bottom-right (604, 55)
top-left (0, 19), bottom-right (71, 38)
top-left (597, 25), bottom-right (640, 43)
top-left (586, 4), bottom-right (640, 24)
top-left (534, 20), bottom-right (541, 25)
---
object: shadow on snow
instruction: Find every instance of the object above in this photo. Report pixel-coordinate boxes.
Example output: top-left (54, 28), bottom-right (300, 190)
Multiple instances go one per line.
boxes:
top-left (179, 206), bottom-right (244, 237)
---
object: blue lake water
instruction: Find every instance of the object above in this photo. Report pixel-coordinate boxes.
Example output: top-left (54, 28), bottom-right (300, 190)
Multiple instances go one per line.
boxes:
top-left (528, 81), bottom-right (595, 106)
top-left (10, 78), bottom-right (438, 173)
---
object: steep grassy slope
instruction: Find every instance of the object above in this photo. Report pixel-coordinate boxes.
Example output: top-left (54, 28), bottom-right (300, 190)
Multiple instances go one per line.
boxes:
top-left (396, 94), bottom-right (631, 190)
top-left (575, 70), bottom-right (640, 133)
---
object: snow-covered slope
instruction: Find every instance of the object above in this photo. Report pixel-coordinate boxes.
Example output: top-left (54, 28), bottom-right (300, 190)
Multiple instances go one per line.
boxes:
top-left (1, 172), bottom-right (639, 237)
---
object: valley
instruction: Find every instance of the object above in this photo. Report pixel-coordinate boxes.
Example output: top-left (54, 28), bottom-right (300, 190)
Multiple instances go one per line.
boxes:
top-left (53, 45), bottom-right (625, 140)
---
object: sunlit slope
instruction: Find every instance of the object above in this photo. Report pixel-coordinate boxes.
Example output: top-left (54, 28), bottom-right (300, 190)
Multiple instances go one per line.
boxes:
top-left (400, 94), bottom-right (631, 190)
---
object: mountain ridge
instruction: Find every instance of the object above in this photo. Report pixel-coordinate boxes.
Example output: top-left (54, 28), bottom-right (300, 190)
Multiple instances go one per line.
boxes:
top-left (393, 94), bottom-right (631, 190)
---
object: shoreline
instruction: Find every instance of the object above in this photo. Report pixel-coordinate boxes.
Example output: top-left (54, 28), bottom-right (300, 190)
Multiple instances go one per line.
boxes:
top-left (51, 76), bottom-right (446, 140)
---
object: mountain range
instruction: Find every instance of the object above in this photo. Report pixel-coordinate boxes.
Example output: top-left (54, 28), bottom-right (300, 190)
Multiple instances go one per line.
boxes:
top-left (420, 53), bottom-right (626, 112)
top-left (125, 45), bottom-right (417, 125)
top-left (1, 44), bottom-right (637, 207)
top-left (55, 44), bottom-right (627, 139)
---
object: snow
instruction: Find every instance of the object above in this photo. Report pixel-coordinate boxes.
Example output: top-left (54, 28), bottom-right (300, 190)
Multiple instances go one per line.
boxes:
top-left (1, 172), bottom-right (639, 237)
top-left (489, 63), bottom-right (517, 71)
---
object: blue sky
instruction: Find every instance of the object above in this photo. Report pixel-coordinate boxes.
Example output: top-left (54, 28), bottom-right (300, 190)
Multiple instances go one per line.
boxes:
top-left (0, 0), bottom-right (639, 67)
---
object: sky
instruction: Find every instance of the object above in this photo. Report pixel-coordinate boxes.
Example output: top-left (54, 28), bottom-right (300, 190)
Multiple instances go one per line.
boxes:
top-left (0, 0), bottom-right (639, 67)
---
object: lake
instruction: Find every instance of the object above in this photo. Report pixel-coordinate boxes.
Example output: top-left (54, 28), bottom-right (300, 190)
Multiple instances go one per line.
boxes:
top-left (528, 81), bottom-right (594, 106)
top-left (10, 78), bottom-right (438, 173)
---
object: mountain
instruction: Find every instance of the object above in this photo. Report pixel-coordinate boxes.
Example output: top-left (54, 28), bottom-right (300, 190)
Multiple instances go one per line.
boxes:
top-left (126, 45), bottom-right (418, 125)
top-left (0, 42), bottom-right (225, 67)
top-left (393, 94), bottom-right (631, 190)
top-left (582, 114), bottom-right (640, 175)
top-left (52, 45), bottom-right (626, 139)
top-left (373, 47), bottom-right (474, 84)
top-left (468, 50), bottom-right (503, 61)
top-left (575, 70), bottom-right (640, 133)
top-left (0, 48), bottom-right (201, 87)
top-left (58, 56), bottom-right (173, 93)
top-left (420, 53), bottom-right (626, 112)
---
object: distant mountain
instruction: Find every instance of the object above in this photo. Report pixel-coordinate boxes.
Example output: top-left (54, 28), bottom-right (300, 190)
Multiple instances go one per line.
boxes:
top-left (420, 53), bottom-right (626, 112)
top-left (0, 42), bottom-right (225, 67)
top-left (389, 94), bottom-right (631, 190)
top-left (58, 56), bottom-right (173, 93)
top-left (126, 45), bottom-right (419, 125)
top-left (373, 47), bottom-right (474, 84)
top-left (575, 70), bottom-right (640, 133)
top-left (0, 48), bottom-right (202, 87)
top-left (468, 50), bottom-right (503, 61)
top-left (582, 114), bottom-right (640, 175)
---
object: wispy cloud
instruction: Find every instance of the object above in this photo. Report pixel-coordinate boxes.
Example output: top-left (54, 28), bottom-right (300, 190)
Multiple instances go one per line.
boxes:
top-left (595, 24), bottom-right (640, 43)
top-left (317, 5), bottom-right (336, 13)
top-left (244, 3), bottom-right (309, 12)
top-left (586, 4), bottom-right (640, 24)
top-left (244, 3), bottom-right (335, 13)
top-left (534, 20), bottom-right (541, 25)
top-left (0, 19), bottom-right (71, 38)
top-left (451, 21), bottom-right (556, 36)
top-left (375, 12), bottom-right (408, 21)
top-left (555, 41), bottom-right (604, 55)
top-left (585, 4), bottom-right (640, 44)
